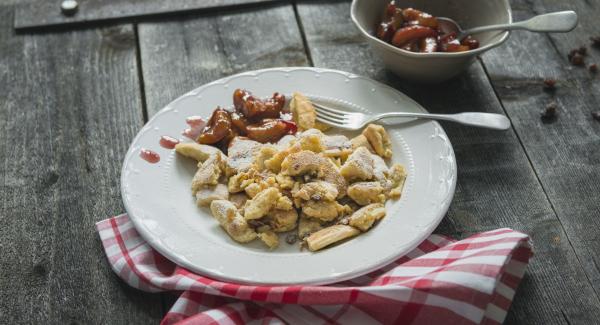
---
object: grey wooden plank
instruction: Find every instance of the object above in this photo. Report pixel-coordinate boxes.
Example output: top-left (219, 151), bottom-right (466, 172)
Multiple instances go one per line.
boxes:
top-left (138, 3), bottom-right (309, 117)
top-left (481, 0), bottom-right (600, 306)
top-left (14, 0), bottom-right (280, 31)
top-left (0, 6), bottom-right (162, 324)
top-left (0, 0), bottom-right (33, 5)
top-left (296, 0), bottom-right (600, 323)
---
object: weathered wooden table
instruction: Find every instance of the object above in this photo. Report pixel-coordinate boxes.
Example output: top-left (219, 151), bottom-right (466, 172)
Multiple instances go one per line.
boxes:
top-left (1, 0), bottom-right (599, 323)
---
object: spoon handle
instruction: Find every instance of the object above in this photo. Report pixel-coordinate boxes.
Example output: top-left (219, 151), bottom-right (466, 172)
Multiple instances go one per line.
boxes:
top-left (463, 11), bottom-right (578, 36)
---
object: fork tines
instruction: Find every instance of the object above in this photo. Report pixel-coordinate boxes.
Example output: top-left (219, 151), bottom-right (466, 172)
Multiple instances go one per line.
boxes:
top-left (312, 102), bottom-right (363, 130)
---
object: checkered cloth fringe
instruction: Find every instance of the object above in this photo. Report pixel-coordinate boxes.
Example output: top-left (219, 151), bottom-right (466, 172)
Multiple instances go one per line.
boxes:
top-left (96, 214), bottom-right (531, 325)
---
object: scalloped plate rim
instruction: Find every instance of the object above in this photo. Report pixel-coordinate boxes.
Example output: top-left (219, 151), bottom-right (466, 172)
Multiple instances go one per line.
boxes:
top-left (120, 67), bottom-right (457, 285)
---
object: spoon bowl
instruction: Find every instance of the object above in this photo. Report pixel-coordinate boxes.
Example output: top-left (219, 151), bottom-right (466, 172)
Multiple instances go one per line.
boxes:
top-left (436, 17), bottom-right (468, 40)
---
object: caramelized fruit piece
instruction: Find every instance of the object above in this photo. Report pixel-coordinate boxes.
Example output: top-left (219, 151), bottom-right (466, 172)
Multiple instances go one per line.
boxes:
top-left (230, 111), bottom-right (249, 134)
top-left (376, 8), bottom-right (405, 43)
top-left (419, 37), bottom-right (438, 53)
top-left (400, 40), bottom-right (418, 52)
top-left (402, 8), bottom-right (438, 28)
top-left (418, 16), bottom-right (438, 29)
top-left (266, 93), bottom-right (286, 115)
top-left (391, 8), bottom-right (405, 28)
top-left (438, 31), bottom-right (457, 44)
top-left (245, 119), bottom-right (297, 143)
top-left (401, 7), bottom-right (420, 21)
top-left (461, 36), bottom-right (479, 50)
top-left (444, 42), bottom-right (471, 52)
top-left (438, 32), bottom-right (470, 52)
top-left (216, 126), bottom-right (239, 150)
top-left (198, 108), bottom-right (232, 144)
top-left (377, 22), bottom-right (397, 43)
top-left (391, 26), bottom-right (437, 47)
top-left (382, 2), bottom-right (397, 20)
top-left (233, 89), bottom-right (285, 120)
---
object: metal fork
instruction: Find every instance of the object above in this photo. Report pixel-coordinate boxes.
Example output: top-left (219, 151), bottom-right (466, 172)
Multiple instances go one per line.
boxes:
top-left (313, 102), bottom-right (511, 130)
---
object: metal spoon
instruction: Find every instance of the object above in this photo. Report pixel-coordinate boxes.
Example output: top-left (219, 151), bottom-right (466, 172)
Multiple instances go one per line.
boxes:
top-left (437, 10), bottom-right (578, 41)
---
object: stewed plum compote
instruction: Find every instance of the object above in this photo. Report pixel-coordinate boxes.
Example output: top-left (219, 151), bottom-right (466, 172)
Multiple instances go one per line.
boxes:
top-left (196, 89), bottom-right (297, 151)
top-left (376, 2), bottom-right (479, 53)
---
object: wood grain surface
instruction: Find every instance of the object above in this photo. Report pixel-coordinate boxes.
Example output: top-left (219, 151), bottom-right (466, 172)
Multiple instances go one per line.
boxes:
top-left (1, 0), bottom-right (600, 323)
top-left (294, 0), bottom-right (600, 323)
top-left (481, 0), bottom-right (600, 314)
top-left (14, 0), bottom-right (281, 31)
top-left (0, 6), bottom-right (162, 324)
top-left (138, 3), bottom-right (309, 117)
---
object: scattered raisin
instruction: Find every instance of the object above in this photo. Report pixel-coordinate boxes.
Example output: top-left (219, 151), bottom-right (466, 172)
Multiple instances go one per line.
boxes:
top-left (592, 111), bottom-right (600, 121)
top-left (247, 219), bottom-right (265, 229)
top-left (591, 36), bottom-right (600, 48)
top-left (568, 46), bottom-right (588, 66)
top-left (589, 64), bottom-right (598, 73)
top-left (285, 233), bottom-right (298, 245)
top-left (568, 49), bottom-right (578, 60)
top-left (543, 78), bottom-right (556, 89)
top-left (33, 263), bottom-right (47, 276)
top-left (541, 102), bottom-right (558, 120)
top-left (571, 52), bottom-right (585, 66)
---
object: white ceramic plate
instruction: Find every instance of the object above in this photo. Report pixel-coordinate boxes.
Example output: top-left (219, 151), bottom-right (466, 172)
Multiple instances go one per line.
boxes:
top-left (121, 67), bottom-right (456, 285)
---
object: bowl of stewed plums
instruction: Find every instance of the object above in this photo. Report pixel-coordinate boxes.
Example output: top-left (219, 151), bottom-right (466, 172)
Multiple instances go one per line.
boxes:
top-left (351, 0), bottom-right (512, 82)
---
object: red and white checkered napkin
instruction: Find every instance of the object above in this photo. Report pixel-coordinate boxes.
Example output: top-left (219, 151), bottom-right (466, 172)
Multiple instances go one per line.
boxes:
top-left (96, 214), bottom-right (532, 325)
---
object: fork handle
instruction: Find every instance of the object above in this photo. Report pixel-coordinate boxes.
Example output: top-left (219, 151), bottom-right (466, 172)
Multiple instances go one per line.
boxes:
top-left (373, 112), bottom-right (511, 130)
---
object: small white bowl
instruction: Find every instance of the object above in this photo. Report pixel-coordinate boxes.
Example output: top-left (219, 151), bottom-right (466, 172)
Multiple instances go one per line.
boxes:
top-left (351, 0), bottom-right (512, 83)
